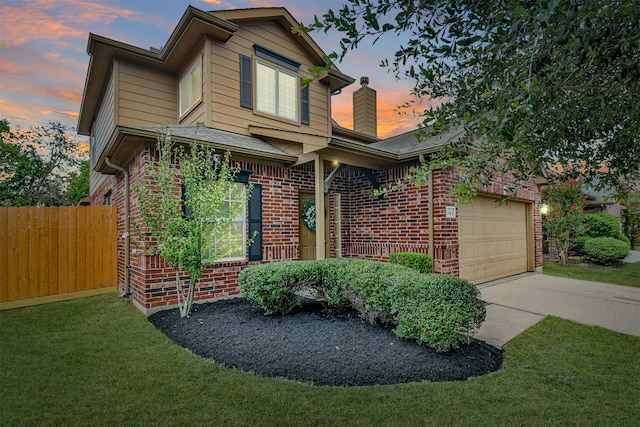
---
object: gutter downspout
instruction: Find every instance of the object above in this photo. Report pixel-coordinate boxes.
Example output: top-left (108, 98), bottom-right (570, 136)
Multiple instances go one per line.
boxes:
top-left (428, 170), bottom-right (434, 263)
top-left (105, 157), bottom-right (131, 297)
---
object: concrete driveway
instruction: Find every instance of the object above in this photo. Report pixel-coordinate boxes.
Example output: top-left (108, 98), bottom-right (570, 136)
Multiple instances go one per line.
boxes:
top-left (473, 273), bottom-right (640, 347)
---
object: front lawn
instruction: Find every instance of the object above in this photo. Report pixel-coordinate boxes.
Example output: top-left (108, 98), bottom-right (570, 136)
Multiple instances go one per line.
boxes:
top-left (1, 294), bottom-right (639, 426)
top-left (543, 260), bottom-right (640, 288)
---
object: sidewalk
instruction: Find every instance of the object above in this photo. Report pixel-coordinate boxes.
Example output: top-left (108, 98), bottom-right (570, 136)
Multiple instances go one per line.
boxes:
top-left (473, 273), bottom-right (640, 347)
top-left (624, 249), bottom-right (640, 263)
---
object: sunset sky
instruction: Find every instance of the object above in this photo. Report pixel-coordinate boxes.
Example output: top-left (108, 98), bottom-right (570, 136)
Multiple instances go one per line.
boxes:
top-left (0, 0), bottom-right (433, 140)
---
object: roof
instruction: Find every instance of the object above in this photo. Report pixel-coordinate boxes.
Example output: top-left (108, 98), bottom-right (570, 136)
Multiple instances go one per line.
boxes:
top-left (369, 127), bottom-right (465, 159)
top-left (127, 125), bottom-right (294, 160)
top-left (97, 124), bottom-right (466, 173)
top-left (583, 178), bottom-right (617, 205)
top-left (78, 6), bottom-right (354, 135)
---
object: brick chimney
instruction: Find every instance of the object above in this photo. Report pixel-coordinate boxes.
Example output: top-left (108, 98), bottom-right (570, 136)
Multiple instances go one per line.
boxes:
top-left (353, 76), bottom-right (377, 137)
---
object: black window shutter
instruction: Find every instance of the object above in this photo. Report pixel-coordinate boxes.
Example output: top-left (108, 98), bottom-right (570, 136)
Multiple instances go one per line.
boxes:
top-left (301, 78), bottom-right (310, 125)
top-left (181, 183), bottom-right (192, 219)
top-left (240, 55), bottom-right (253, 109)
top-left (248, 184), bottom-right (262, 261)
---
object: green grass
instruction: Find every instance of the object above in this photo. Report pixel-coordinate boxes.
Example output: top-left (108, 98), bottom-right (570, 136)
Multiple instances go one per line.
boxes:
top-left (543, 260), bottom-right (640, 288)
top-left (2, 294), bottom-right (639, 426)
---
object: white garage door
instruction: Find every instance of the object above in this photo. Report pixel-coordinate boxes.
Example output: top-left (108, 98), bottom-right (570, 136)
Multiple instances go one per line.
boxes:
top-left (459, 197), bottom-right (528, 283)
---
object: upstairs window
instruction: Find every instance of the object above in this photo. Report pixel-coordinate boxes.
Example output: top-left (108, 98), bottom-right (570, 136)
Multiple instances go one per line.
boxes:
top-left (240, 45), bottom-right (310, 125)
top-left (256, 62), bottom-right (298, 122)
top-left (179, 56), bottom-right (202, 116)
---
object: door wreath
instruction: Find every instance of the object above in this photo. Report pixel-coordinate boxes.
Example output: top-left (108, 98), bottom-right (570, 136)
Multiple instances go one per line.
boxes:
top-left (302, 199), bottom-right (316, 233)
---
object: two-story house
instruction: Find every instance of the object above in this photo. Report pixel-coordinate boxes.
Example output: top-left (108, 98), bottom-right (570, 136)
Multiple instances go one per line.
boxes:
top-left (78, 6), bottom-right (543, 315)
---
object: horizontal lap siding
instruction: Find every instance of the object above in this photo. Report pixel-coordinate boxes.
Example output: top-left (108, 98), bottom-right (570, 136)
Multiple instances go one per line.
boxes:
top-left (117, 61), bottom-right (176, 126)
top-left (90, 71), bottom-right (116, 194)
top-left (208, 22), bottom-right (330, 137)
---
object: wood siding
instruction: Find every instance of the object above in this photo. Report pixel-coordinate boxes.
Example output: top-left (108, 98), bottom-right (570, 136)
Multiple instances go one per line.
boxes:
top-left (90, 68), bottom-right (116, 194)
top-left (0, 206), bottom-right (118, 308)
top-left (208, 22), bottom-right (331, 137)
top-left (117, 60), bottom-right (177, 126)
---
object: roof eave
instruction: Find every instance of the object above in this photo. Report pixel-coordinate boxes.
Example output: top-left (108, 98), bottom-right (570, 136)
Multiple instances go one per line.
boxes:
top-left (77, 6), bottom-right (238, 135)
top-left (102, 126), bottom-right (297, 169)
top-left (329, 136), bottom-right (398, 161)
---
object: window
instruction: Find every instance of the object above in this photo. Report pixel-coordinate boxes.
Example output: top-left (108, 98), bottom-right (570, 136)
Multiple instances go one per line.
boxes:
top-left (179, 56), bottom-right (202, 116)
top-left (240, 46), bottom-right (310, 125)
top-left (256, 62), bottom-right (298, 121)
top-left (182, 178), bottom-right (262, 263)
top-left (203, 183), bottom-right (246, 262)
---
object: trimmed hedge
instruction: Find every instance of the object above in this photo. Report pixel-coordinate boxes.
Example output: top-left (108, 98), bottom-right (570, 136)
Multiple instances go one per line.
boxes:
top-left (583, 237), bottom-right (630, 265)
top-left (239, 259), bottom-right (486, 352)
top-left (389, 252), bottom-right (433, 273)
top-left (584, 213), bottom-right (630, 244)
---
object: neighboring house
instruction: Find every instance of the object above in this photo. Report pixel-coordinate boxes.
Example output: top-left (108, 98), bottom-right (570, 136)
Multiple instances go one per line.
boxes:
top-left (583, 179), bottom-right (626, 220)
top-left (78, 6), bottom-right (543, 315)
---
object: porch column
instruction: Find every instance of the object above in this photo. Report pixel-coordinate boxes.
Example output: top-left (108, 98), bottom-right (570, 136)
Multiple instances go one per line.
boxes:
top-left (314, 154), bottom-right (326, 259)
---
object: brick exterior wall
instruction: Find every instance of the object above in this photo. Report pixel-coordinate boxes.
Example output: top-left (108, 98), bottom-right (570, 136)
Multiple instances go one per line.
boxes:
top-left (91, 148), bottom-right (542, 314)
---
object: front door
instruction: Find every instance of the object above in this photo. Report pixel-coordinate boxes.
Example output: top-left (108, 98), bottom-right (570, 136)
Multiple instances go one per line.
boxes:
top-left (299, 192), bottom-right (316, 260)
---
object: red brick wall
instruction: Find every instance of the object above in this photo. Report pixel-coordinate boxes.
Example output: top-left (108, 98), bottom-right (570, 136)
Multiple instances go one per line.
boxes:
top-left (337, 166), bottom-right (431, 260)
top-left (91, 147), bottom-right (319, 313)
top-left (335, 164), bottom-right (542, 276)
top-left (91, 149), bottom-right (542, 314)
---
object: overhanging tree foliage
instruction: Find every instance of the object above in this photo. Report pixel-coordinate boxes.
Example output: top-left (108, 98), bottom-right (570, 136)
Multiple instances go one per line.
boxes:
top-left (299, 0), bottom-right (640, 200)
top-left (623, 190), bottom-right (640, 248)
top-left (134, 127), bottom-right (251, 317)
top-left (67, 160), bottom-right (90, 205)
top-left (0, 119), bottom-right (86, 206)
top-left (542, 180), bottom-right (587, 265)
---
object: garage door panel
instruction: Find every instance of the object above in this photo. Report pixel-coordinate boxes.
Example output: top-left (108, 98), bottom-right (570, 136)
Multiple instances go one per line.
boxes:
top-left (459, 197), bottom-right (528, 283)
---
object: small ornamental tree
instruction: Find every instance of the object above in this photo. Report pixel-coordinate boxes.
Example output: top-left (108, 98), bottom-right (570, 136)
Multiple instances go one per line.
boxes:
top-left (542, 180), bottom-right (587, 265)
top-left (135, 127), bottom-right (250, 317)
top-left (623, 191), bottom-right (640, 248)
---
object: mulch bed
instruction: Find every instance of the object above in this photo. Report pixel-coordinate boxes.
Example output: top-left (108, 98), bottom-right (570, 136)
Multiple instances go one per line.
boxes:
top-left (149, 297), bottom-right (503, 386)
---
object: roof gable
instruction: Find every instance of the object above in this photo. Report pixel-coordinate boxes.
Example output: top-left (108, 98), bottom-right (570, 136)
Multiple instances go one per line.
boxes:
top-left (78, 6), bottom-right (353, 135)
top-left (209, 8), bottom-right (353, 93)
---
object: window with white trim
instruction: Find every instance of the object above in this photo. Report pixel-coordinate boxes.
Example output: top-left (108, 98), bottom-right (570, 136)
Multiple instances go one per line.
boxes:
top-left (203, 182), bottom-right (246, 262)
top-left (256, 61), bottom-right (298, 122)
top-left (182, 172), bottom-right (263, 263)
top-left (240, 45), bottom-right (309, 125)
top-left (179, 56), bottom-right (202, 116)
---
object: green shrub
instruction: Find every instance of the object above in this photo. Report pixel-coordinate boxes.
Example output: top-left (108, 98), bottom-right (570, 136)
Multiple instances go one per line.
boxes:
top-left (389, 274), bottom-right (486, 352)
top-left (238, 261), bottom-right (322, 314)
top-left (239, 258), bottom-right (486, 352)
top-left (584, 214), bottom-right (627, 242)
top-left (583, 237), bottom-right (630, 265)
top-left (389, 252), bottom-right (433, 273)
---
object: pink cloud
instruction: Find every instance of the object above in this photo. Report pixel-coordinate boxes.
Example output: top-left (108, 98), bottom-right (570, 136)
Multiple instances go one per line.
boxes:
top-left (0, 3), bottom-right (83, 47)
top-left (0, 0), bottom-right (142, 48)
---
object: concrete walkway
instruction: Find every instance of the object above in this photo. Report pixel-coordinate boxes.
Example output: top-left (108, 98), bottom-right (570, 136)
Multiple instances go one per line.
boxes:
top-left (624, 249), bottom-right (640, 263)
top-left (473, 273), bottom-right (640, 347)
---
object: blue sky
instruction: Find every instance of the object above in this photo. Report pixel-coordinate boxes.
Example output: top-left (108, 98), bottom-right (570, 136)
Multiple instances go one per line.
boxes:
top-left (0, 0), bottom-right (432, 139)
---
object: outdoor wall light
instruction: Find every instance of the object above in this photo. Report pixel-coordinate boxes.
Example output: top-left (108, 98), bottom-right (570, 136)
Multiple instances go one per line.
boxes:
top-left (539, 203), bottom-right (549, 216)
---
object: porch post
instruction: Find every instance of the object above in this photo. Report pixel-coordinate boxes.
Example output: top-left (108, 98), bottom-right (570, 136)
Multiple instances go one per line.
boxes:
top-left (314, 154), bottom-right (326, 259)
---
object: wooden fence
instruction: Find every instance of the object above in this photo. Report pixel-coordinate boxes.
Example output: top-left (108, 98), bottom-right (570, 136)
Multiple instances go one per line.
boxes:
top-left (0, 206), bottom-right (118, 309)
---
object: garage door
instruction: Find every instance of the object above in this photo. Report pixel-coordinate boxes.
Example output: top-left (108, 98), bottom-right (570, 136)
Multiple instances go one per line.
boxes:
top-left (459, 197), bottom-right (528, 283)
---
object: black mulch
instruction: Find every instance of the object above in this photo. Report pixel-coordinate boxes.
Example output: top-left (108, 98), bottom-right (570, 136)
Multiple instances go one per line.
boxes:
top-left (148, 298), bottom-right (503, 387)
